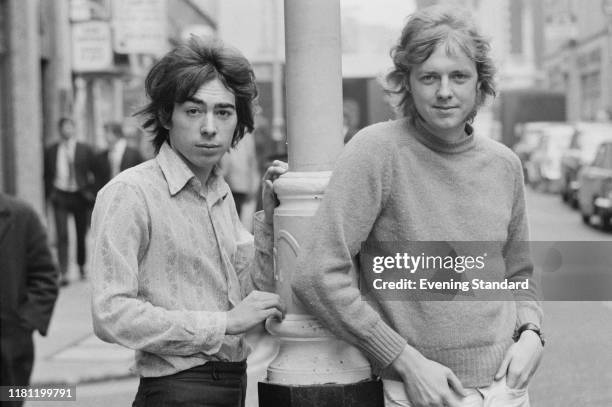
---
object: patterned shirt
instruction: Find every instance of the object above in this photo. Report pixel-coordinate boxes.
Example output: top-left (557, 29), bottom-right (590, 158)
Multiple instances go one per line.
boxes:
top-left (90, 142), bottom-right (275, 377)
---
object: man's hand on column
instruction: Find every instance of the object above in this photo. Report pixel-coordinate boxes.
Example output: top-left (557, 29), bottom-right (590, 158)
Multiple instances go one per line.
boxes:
top-left (226, 290), bottom-right (285, 335)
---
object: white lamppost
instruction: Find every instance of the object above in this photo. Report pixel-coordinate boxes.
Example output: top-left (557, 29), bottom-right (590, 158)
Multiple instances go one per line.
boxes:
top-left (258, 0), bottom-right (383, 405)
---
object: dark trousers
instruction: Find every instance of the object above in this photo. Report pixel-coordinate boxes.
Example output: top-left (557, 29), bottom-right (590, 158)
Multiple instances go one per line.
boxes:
top-left (132, 361), bottom-right (247, 407)
top-left (50, 189), bottom-right (90, 276)
top-left (1, 327), bottom-right (34, 407)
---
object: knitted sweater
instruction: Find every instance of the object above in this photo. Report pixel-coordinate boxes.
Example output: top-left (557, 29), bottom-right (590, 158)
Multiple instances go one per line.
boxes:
top-left (292, 117), bottom-right (542, 388)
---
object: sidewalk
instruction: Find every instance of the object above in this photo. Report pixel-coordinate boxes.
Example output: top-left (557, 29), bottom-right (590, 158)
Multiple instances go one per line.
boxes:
top-left (30, 279), bottom-right (134, 385)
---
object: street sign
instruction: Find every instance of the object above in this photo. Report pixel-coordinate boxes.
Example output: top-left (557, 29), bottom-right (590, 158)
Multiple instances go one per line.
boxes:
top-left (71, 21), bottom-right (113, 72)
top-left (111, 0), bottom-right (168, 55)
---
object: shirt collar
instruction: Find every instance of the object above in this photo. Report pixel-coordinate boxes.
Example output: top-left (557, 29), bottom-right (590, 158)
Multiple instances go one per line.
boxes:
top-left (62, 137), bottom-right (76, 152)
top-left (112, 138), bottom-right (127, 156)
top-left (156, 142), bottom-right (228, 202)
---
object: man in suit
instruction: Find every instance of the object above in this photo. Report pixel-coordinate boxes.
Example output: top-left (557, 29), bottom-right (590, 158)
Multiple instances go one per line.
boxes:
top-left (94, 121), bottom-right (144, 193)
top-left (44, 117), bottom-right (96, 285)
top-left (0, 193), bottom-right (58, 405)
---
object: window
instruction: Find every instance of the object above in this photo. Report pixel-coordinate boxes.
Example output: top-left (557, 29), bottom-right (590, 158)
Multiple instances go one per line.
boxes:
top-left (593, 145), bottom-right (607, 168)
top-left (580, 70), bottom-right (602, 119)
top-left (604, 145), bottom-right (612, 170)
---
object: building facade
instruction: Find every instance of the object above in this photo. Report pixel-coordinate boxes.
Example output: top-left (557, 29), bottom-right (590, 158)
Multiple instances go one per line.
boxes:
top-left (0, 0), bottom-right (46, 213)
top-left (542, 0), bottom-right (612, 121)
top-left (0, 0), bottom-right (217, 212)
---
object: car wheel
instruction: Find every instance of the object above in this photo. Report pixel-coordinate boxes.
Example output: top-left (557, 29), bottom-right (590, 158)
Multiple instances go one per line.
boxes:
top-left (582, 213), bottom-right (590, 224)
top-left (570, 196), bottom-right (579, 209)
top-left (561, 182), bottom-right (569, 202)
top-left (599, 212), bottom-right (612, 231)
top-left (580, 204), bottom-right (590, 225)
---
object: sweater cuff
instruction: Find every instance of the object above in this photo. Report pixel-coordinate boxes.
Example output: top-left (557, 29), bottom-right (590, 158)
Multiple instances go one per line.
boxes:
top-left (516, 303), bottom-right (542, 328)
top-left (253, 211), bottom-right (273, 253)
top-left (361, 319), bottom-right (407, 368)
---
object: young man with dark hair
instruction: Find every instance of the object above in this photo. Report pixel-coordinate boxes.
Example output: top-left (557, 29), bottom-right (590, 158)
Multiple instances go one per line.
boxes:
top-left (44, 117), bottom-right (96, 284)
top-left (90, 37), bottom-right (286, 407)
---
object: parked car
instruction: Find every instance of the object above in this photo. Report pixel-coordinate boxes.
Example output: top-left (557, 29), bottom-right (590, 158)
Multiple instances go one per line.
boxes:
top-left (524, 123), bottom-right (574, 191)
top-left (577, 140), bottom-right (612, 231)
top-left (560, 122), bottom-right (612, 207)
top-left (514, 122), bottom-right (566, 182)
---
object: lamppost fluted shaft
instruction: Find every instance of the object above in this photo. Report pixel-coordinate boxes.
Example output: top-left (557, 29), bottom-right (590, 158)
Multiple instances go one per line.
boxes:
top-left (259, 1), bottom-right (383, 405)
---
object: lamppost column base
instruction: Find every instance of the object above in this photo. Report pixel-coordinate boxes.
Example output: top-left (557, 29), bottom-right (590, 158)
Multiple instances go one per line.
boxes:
top-left (258, 379), bottom-right (384, 407)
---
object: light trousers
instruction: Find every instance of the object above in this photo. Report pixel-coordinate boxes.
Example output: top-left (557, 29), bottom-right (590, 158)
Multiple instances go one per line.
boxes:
top-left (383, 377), bottom-right (530, 407)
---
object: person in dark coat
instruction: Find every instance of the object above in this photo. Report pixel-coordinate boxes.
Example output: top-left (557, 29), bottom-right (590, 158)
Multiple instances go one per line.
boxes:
top-left (44, 117), bottom-right (96, 284)
top-left (0, 193), bottom-right (58, 405)
top-left (93, 121), bottom-right (144, 193)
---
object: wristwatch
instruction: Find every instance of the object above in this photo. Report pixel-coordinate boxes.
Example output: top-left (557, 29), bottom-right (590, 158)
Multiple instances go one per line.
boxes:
top-left (513, 323), bottom-right (545, 346)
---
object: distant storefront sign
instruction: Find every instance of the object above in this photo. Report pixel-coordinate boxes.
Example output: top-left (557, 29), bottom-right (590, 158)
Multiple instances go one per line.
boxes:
top-left (72, 21), bottom-right (113, 72)
top-left (111, 0), bottom-right (167, 55)
top-left (70, 0), bottom-right (111, 22)
top-left (70, 0), bottom-right (93, 22)
top-left (544, 12), bottom-right (577, 45)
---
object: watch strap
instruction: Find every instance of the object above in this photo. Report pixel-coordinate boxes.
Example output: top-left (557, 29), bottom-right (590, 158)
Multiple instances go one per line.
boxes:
top-left (513, 323), bottom-right (545, 346)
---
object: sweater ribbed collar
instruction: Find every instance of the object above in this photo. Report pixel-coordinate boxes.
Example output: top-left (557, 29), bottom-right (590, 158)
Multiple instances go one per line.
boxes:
top-left (409, 116), bottom-right (476, 154)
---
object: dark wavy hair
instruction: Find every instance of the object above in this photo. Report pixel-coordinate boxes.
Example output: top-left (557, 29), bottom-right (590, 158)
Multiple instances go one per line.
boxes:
top-left (57, 116), bottom-right (74, 129)
top-left (136, 36), bottom-right (258, 153)
top-left (103, 121), bottom-right (123, 138)
top-left (385, 5), bottom-right (496, 123)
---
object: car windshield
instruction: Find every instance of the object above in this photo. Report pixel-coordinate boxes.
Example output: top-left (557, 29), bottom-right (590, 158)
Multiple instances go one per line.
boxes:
top-left (577, 126), bottom-right (612, 161)
top-left (542, 127), bottom-right (573, 152)
top-left (523, 131), bottom-right (542, 148)
top-left (519, 122), bottom-right (567, 148)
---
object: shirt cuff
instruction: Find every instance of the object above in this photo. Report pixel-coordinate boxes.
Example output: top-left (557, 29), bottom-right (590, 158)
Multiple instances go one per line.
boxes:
top-left (253, 210), bottom-right (274, 253)
top-left (360, 319), bottom-right (408, 368)
top-left (195, 311), bottom-right (227, 355)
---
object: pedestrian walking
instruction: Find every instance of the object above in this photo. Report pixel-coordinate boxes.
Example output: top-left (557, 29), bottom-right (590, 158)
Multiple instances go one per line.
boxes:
top-left (93, 121), bottom-right (144, 194)
top-left (44, 117), bottom-right (96, 284)
top-left (292, 5), bottom-right (544, 407)
top-left (0, 193), bottom-right (59, 406)
top-left (90, 36), bottom-right (286, 407)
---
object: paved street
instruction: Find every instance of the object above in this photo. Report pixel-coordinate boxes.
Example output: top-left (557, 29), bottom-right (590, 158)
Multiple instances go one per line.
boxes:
top-left (524, 187), bottom-right (612, 407)
top-left (526, 188), bottom-right (612, 241)
top-left (25, 187), bottom-right (612, 407)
